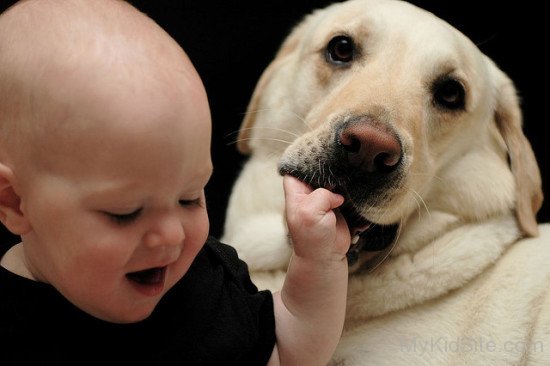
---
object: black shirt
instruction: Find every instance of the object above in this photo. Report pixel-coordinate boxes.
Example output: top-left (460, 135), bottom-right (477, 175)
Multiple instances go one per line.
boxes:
top-left (0, 237), bottom-right (275, 365)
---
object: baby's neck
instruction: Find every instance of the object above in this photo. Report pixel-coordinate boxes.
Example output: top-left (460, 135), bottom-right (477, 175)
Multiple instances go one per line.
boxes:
top-left (0, 242), bottom-right (37, 280)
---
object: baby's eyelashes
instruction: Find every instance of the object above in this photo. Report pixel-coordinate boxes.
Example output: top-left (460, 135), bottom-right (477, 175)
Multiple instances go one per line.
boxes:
top-left (178, 198), bottom-right (203, 207)
top-left (104, 208), bottom-right (143, 225)
top-left (101, 197), bottom-right (203, 225)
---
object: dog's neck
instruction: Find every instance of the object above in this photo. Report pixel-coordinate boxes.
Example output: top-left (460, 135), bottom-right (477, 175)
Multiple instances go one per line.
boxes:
top-left (345, 214), bottom-right (521, 323)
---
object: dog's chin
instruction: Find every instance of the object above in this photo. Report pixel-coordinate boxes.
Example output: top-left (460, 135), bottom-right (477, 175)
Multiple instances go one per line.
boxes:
top-left (280, 167), bottom-right (399, 268)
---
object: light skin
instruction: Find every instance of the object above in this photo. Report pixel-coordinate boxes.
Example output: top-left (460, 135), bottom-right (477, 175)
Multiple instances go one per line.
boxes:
top-left (0, 1), bottom-right (351, 364)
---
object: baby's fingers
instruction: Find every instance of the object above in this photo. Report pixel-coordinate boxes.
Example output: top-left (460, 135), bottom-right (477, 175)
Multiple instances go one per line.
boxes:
top-left (283, 175), bottom-right (350, 259)
top-left (283, 175), bottom-right (313, 198)
top-left (283, 175), bottom-right (344, 216)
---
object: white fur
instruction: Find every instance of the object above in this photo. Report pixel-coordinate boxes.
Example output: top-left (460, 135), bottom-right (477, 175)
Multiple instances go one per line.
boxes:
top-left (222, 0), bottom-right (548, 364)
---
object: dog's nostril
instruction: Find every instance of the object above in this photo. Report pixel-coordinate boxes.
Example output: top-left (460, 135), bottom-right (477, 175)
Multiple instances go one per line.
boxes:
top-left (373, 152), bottom-right (400, 172)
top-left (339, 122), bottom-right (401, 173)
top-left (341, 135), bottom-right (361, 153)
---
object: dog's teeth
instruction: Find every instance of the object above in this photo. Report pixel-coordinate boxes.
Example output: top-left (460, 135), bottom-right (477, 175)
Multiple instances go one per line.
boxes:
top-left (352, 234), bottom-right (361, 244)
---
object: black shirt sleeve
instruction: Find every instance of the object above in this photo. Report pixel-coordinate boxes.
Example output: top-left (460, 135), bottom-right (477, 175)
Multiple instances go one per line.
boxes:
top-left (204, 237), bottom-right (277, 364)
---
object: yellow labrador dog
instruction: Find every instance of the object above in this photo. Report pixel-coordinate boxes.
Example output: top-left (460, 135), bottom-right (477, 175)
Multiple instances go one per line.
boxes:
top-left (222, 0), bottom-right (550, 364)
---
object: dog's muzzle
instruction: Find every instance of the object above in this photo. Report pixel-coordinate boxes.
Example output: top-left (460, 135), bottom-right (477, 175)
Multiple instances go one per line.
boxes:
top-left (279, 115), bottom-right (403, 269)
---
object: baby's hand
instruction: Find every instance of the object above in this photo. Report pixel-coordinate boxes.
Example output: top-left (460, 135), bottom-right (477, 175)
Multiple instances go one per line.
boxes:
top-left (283, 175), bottom-right (351, 262)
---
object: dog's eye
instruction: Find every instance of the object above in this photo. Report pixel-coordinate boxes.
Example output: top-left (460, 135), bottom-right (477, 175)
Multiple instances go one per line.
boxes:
top-left (432, 78), bottom-right (465, 110)
top-left (326, 35), bottom-right (355, 65)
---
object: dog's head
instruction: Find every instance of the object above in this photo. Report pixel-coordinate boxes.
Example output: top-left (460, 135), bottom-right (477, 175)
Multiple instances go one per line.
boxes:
top-left (237, 0), bottom-right (542, 265)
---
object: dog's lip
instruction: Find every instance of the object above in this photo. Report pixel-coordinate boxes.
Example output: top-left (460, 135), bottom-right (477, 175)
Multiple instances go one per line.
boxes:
top-left (339, 198), bottom-right (399, 266)
top-left (338, 196), bottom-right (370, 233)
top-left (347, 223), bottom-right (399, 265)
top-left (280, 169), bottom-right (399, 266)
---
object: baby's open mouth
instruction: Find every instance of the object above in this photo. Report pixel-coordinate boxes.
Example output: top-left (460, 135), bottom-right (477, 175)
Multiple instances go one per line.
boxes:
top-left (126, 267), bottom-right (166, 285)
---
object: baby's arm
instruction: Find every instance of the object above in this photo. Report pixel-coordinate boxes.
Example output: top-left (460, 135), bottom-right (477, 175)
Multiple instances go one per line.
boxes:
top-left (268, 175), bottom-right (351, 365)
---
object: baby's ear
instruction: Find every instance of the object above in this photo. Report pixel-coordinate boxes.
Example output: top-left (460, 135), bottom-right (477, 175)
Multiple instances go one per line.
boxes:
top-left (0, 163), bottom-right (31, 235)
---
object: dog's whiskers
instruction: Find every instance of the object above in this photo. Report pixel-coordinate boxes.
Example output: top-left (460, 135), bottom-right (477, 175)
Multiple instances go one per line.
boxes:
top-left (310, 170), bottom-right (317, 186)
top-left (287, 110), bottom-right (313, 132)
top-left (407, 188), bottom-right (431, 218)
top-left (392, 217), bottom-right (404, 252)
top-left (409, 171), bottom-right (445, 183)
top-left (241, 107), bottom-right (312, 133)
top-left (227, 126), bottom-right (301, 139)
top-left (373, 195), bottom-right (395, 224)
top-left (228, 137), bottom-right (293, 147)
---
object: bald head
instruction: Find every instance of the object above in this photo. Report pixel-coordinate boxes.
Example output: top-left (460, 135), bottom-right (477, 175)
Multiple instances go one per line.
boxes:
top-left (0, 0), bottom-right (208, 165)
top-left (0, 0), bottom-right (189, 70)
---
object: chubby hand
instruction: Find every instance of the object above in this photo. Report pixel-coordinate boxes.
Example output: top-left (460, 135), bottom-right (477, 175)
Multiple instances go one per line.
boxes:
top-left (283, 175), bottom-right (351, 261)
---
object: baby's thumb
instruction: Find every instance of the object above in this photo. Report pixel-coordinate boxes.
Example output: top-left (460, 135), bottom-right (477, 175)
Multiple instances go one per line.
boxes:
top-left (283, 175), bottom-right (313, 199)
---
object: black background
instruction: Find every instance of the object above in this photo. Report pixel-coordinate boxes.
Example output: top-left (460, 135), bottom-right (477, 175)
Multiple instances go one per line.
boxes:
top-left (0, 1), bottom-right (546, 245)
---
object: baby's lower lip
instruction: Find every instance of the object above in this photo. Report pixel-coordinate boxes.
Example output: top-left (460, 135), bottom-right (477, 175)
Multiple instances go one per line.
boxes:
top-left (126, 266), bottom-right (167, 297)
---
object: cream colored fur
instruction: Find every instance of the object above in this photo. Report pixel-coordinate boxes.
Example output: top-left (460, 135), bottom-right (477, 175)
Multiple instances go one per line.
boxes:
top-left (222, 0), bottom-right (549, 364)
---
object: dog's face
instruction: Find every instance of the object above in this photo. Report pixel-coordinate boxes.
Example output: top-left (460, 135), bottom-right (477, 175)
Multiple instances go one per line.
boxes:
top-left (237, 0), bottom-right (542, 265)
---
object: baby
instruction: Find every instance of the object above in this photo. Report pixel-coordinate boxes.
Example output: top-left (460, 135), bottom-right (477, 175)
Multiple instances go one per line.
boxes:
top-left (0, 0), bottom-right (351, 364)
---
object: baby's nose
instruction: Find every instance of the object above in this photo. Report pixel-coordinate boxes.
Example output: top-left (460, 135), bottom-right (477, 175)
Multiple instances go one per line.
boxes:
top-left (144, 214), bottom-right (184, 248)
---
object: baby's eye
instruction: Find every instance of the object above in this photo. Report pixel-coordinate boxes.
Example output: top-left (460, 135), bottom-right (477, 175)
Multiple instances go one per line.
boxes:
top-left (179, 198), bottom-right (202, 207)
top-left (104, 208), bottom-right (142, 225)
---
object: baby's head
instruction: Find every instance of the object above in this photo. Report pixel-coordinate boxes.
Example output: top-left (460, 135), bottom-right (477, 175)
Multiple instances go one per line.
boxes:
top-left (0, 0), bottom-right (213, 323)
top-left (0, 0), bottom-right (212, 169)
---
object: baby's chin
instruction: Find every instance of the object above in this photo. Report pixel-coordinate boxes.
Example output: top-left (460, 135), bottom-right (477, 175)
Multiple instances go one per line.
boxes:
top-left (88, 299), bottom-right (160, 324)
top-left (81, 295), bottom-right (156, 324)
top-left (77, 272), bottom-right (172, 324)
top-left (82, 253), bottom-right (194, 323)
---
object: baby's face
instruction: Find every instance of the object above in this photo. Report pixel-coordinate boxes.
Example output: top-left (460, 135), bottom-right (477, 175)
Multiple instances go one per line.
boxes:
top-left (17, 54), bottom-right (213, 323)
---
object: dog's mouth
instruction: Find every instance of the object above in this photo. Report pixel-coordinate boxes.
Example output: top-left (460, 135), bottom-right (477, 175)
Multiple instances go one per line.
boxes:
top-left (338, 199), bottom-right (399, 266)
top-left (281, 167), bottom-right (399, 267)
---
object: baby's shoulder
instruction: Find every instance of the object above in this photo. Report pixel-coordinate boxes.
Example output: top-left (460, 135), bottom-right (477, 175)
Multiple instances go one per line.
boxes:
top-left (200, 236), bottom-right (262, 294)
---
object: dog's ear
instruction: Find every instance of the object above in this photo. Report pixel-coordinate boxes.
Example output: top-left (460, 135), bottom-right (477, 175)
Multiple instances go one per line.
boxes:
top-left (490, 60), bottom-right (543, 237)
top-left (236, 21), bottom-right (305, 155)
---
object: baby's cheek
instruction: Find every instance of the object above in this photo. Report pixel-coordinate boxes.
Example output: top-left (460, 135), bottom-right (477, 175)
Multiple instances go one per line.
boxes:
top-left (180, 211), bottom-right (209, 266)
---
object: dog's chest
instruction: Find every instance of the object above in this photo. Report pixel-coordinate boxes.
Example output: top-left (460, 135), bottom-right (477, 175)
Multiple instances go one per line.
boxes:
top-left (332, 228), bottom-right (550, 365)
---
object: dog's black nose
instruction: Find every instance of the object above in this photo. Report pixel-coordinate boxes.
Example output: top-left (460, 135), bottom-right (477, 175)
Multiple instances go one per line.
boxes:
top-left (339, 121), bottom-right (401, 173)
